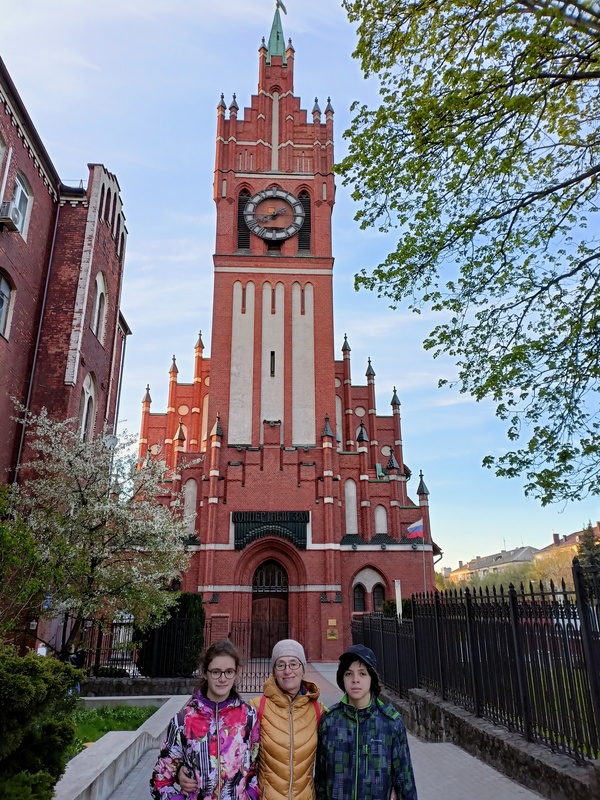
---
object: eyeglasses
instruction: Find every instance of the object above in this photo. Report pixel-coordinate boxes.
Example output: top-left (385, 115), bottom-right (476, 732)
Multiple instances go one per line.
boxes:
top-left (207, 668), bottom-right (236, 679)
top-left (274, 660), bottom-right (302, 671)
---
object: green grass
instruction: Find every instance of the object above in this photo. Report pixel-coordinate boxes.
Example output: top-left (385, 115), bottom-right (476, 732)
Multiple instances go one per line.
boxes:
top-left (73, 705), bottom-right (158, 745)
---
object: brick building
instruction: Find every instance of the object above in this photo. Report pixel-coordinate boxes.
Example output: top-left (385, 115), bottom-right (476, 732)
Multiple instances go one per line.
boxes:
top-left (0, 57), bottom-right (130, 482)
top-left (140, 8), bottom-right (440, 658)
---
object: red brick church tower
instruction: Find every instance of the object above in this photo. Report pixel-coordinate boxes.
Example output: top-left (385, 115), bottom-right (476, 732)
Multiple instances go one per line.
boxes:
top-left (140, 5), bottom-right (438, 658)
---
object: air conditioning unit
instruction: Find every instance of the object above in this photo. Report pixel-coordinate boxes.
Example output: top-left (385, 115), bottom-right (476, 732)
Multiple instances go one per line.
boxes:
top-left (0, 201), bottom-right (22, 232)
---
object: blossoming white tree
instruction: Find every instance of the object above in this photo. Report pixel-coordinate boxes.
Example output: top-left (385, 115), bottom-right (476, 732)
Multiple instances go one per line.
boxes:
top-left (9, 410), bottom-right (192, 659)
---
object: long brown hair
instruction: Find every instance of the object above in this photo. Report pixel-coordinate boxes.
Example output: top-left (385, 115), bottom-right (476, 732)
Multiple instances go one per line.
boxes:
top-left (198, 639), bottom-right (243, 697)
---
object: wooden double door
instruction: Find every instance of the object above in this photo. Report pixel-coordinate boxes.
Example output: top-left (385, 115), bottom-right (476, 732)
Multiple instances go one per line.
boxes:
top-left (251, 560), bottom-right (289, 658)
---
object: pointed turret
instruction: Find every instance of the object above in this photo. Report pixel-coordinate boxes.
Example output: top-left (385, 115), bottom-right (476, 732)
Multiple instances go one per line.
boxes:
top-left (267, 2), bottom-right (287, 65)
top-left (211, 412), bottom-right (223, 438)
top-left (169, 355), bottom-right (178, 375)
top-left (391, 386), bottom-right (400, 407)
top-left (229, 94), bottom-right (239, 117)
top-left (139, 384), bottom-right (152, 461)
top-left (387, 448), bottom-right (400, 471)
top-left (357, 421), bottom-right (368, 443)
top-left (365, 358), bottom-right (378, 468)
top-left (342, 334), bottom-right (353, 450)
top-left (322, 414), bottom-right (334, 438)
top-left (417, 470), bottom-right (430, 496)
top-left (175, 418), bottom-right (186, 444)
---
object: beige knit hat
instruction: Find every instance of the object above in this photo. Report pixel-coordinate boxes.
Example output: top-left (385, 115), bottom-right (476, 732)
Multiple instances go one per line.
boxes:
top-left (270, 639), bottom-right (307, 671)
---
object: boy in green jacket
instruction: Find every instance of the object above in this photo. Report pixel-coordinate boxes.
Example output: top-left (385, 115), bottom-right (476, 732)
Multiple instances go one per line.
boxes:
top-left (315, 644), bottom-right (417, 800)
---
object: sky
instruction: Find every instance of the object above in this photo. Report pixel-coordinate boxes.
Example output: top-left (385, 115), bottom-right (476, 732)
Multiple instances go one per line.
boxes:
top-left (1, 0), bottom-right (597, 571)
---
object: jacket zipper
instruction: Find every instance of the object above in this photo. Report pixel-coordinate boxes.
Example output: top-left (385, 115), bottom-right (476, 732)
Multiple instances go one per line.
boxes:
top-left (353, 707), bottom-right (359, 800)
top-left (216, 703), bottom-right (222, 799)
top-left (288, 698), bottom-right (294, 800)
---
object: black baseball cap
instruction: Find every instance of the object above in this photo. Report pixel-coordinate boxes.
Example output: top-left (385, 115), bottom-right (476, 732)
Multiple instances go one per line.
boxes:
top-left (338, 644), bottom-right (377, 672)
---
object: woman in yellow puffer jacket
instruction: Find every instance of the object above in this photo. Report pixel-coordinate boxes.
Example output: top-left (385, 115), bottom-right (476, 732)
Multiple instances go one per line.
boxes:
top-left (250, 639), bottom-right (326, 799)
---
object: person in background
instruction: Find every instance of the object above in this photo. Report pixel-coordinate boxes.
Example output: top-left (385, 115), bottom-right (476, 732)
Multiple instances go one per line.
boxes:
top-left (315, 644), bottom-right (417, 800)
top-left (151, 639), bottom-right (260, 800)
top-left (250, 638), bottom-right (326, 799)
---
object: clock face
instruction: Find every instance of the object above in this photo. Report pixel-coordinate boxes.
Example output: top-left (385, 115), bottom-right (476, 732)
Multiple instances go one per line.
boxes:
top-left (244, 188), bottom-right (305, 240)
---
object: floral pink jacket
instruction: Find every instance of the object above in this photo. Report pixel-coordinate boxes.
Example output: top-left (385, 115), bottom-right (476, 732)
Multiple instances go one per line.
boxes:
top-left (150, 691), bottom-right (260, 800)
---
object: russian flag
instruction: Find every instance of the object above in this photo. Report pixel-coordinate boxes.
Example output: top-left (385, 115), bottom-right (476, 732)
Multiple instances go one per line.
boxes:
top-left (407, 518), bottom-right (423, 539)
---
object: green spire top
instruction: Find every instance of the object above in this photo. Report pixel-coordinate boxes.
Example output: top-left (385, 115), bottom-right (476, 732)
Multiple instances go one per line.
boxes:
top-left (267, 1), bottom-right (287, 66)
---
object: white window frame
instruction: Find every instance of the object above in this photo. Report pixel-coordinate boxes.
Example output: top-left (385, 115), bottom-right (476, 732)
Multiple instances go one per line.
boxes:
top-left (79, 373), bottom-right (96, 441)
top-left (90, 273), bottom-right (107, 343)
top-left (14, 173), bottom-right (31, 236)
top-left (0, 272), bottom-right (13, 338)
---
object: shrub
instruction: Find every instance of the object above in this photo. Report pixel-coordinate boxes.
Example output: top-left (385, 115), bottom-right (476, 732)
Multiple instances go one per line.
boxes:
top-left (0, 646), bottom-right (79, 800)
top-left (382, 599), bottom-right (412, 619)
top-left (136, 593), bottom-right (205, 678)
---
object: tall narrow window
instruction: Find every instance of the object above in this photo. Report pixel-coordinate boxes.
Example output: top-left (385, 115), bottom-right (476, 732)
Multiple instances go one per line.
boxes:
top-left (90, 273), bottom-right (107, 342)
top-left (79, 374), bottom-right (96, 441)
top-left (353, 585), bottom-right (366, 612)
top-left (104, 188), bottom-right (112, 221)
top-left (0, 272), bottom-right (12, 338)
top-left (270, 350), bottom-right (275, 377)
top-left (298, 191), bottom-right (310, 251)
top-left (238, 190), bottom-right (250, 249)
top-left (373, 584), bottom-right (385, 612)
top-left (14, 174), bottom-right (31, 235)
top-left (98, 185), bottom-right (105, 220)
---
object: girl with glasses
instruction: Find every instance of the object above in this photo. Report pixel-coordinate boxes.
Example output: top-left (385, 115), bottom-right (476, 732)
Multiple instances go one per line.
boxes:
top-left (249, 638), bottom-right (326, 799)
top-left (151, 640), bottom-right (260, 800)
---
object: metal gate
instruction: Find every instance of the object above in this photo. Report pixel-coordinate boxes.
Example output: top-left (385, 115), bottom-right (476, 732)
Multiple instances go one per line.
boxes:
top-left (229, 560), bottom-right (290, 693)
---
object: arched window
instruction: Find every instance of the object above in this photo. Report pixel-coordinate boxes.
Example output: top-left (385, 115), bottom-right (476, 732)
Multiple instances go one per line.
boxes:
top-left (373, 583), bottom-right (385, 612)
top-left (90, 273), bottom-right (107, 342)
top-left (344, 478), bottom-right (358, 535)
top-left (0, 271), bottom-right (13, 338)
top-left (354, 584), bottom-right (366, 612)
top-left (374, 505), bottom-right (388, 535)
top-left (14, 174), bottom-right (32, 235)
top-left (183, 478), bottom-right (198, 536)
top-left (111, 193), bottom-right (117, 228)
top-left (104, 188), bottom-right (112, 221)
top-left (298, 191), bottom-right (310, 251)
top-left (237, 190), bottom-right (251, 249)
top-left (79, 373), bottom-right (96, 441)
top-left (98, 185), bottom-right (105, 220)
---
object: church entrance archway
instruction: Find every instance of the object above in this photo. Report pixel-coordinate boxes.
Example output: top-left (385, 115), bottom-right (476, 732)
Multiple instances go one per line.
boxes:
top-left (251, 559), bottom-right (289, 658)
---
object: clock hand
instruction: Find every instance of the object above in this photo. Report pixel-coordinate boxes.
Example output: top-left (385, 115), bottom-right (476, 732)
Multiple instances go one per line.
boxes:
top-left (257, 208), bottom-right (289, 223)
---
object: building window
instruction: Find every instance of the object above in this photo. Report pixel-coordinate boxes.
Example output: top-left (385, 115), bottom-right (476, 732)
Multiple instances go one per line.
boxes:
top-left (298, 191), bottom-right (310, 251)
top-left (90, 273), bottom-right (107, 343)
top-left (238, 190), bottom-right (250, 249)
top-left (353, 584), bottom-right (366, 613)
top-left (373, 584), bottom-right (385, 612)
top-left (183, 478), bottom-right (198, 536)
top-left (79, 373), bottom-right (96, 441)
top-left (0, 272), bottom-right (13, 338)
top-left (99, 185), bottom-right (105, 220)
top-left (13, 174), bottom-right (31, 235)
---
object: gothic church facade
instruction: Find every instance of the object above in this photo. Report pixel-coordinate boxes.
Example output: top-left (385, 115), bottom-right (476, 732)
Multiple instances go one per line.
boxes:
top-left (140, 8), bottom-right (438, 658)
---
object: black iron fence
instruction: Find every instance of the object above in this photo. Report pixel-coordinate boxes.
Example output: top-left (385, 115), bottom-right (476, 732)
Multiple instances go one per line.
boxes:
top-left (79, 617), bottom-right (212, 679)
top-left (352, 559), bottom-right (600, 764)
top-left (76, 617), bottom-right (281, 693)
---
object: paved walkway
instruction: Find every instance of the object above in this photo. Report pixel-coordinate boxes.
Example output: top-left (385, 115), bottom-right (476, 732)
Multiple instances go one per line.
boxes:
top-left (112, 662), bottom-right (545, 800)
